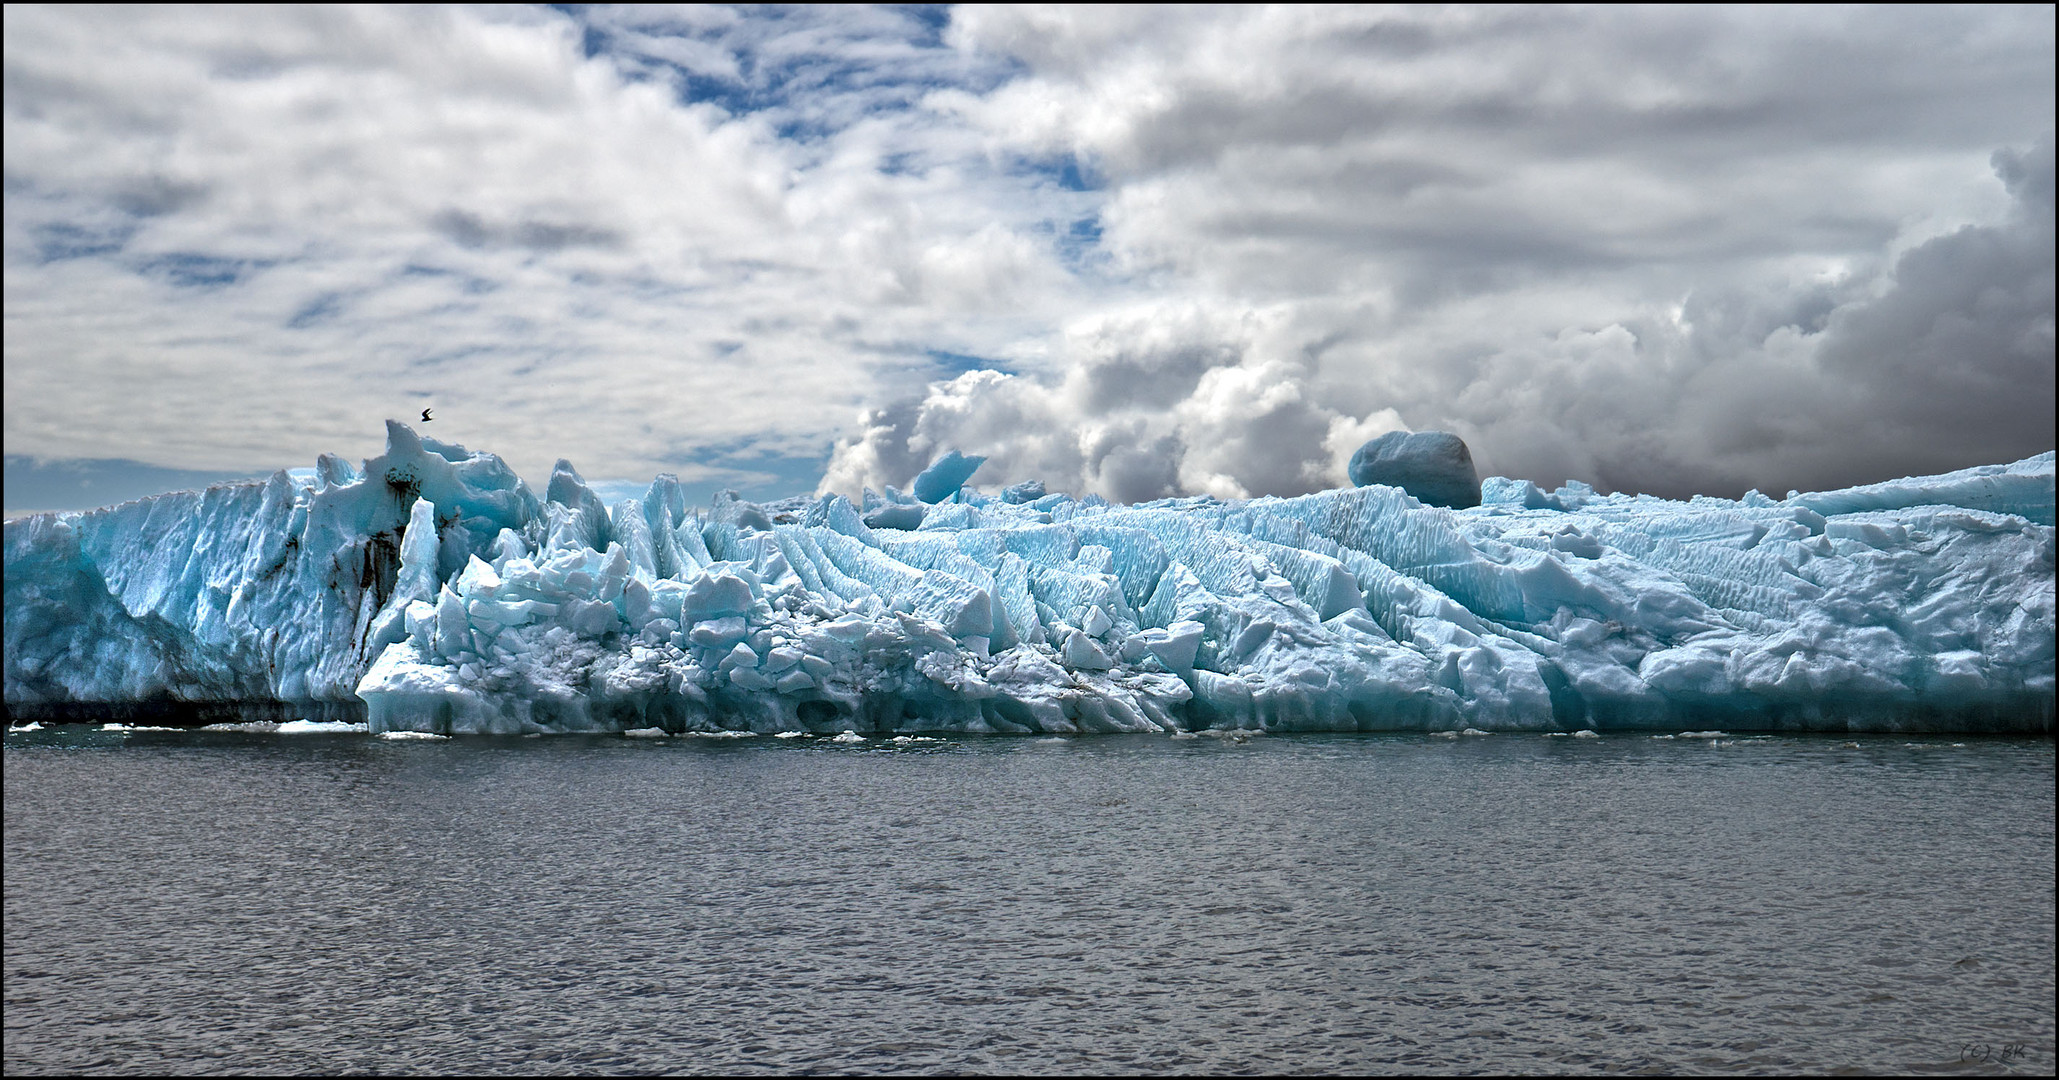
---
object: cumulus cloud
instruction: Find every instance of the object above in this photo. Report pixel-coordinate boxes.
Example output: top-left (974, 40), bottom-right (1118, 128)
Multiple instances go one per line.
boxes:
top-left (4, 6), bottom-right (2052, 503)
top-left (819, 302), bottom-right (1410, 501)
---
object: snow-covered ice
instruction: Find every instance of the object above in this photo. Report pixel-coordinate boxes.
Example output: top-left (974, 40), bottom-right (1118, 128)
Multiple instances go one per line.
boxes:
top-left (276, 719), bottom-right (370, 734)
top-left (4, 422), bottom-right (2051, 736)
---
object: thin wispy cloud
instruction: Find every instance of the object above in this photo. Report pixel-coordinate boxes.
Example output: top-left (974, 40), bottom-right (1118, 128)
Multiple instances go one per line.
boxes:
top-left (4, 5), bottom-right (2051, 506)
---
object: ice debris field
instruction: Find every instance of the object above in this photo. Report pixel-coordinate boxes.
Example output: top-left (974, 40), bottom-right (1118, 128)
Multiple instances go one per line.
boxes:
top-left (5, 421), bottom-right (2052, 735)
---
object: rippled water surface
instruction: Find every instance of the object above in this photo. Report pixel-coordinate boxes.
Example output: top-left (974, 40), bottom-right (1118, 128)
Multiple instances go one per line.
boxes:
top-left (5, 726), bottom-right (2053, 1075)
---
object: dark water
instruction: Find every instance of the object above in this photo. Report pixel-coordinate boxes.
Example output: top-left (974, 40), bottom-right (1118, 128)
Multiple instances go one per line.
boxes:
top-left (5, 726), bottom-right (2053, 1076)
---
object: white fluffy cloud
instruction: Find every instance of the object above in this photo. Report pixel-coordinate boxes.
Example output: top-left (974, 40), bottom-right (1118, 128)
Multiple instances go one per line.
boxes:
top-left (819, 301), bottom-right (1406, 501)
top-left (3, 5), bottom-right (1088, 489)
top-left (5, 6), bottom-right (2052, 502)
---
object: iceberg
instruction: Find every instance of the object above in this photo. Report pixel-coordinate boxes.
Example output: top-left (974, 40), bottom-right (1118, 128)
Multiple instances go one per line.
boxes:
top-left (5, 422), bottom-right (2051, 736)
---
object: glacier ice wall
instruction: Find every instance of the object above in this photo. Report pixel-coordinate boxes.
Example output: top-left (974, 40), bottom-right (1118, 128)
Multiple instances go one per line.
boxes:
top-left (5, 422), bottom-right (2052, 735)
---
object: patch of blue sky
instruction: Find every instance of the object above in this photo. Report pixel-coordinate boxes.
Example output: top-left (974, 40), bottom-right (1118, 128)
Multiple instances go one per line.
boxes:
top-left (1011, 209), bottom-right (1112, 279)
top-left (925, 348), bottom-right (1009, 377)
top-left (1053, 156), bottom-right (1099, 193)
top-left (968, 151), bottom-right (1111, 272)
top-left (1063, 224), bottom-right (1113, 277)
top-left (1006, 150), bottom-right (1105, 194)
top-left (286, 291), bottom-right (345, 329)
top-left (2, 455), bottom-right (277, 516)
top-left (1, 444), bottom-right (824, 519)
top-left (587, 436), bottom-right (833, 510)
top-left (891, 3), bottom-right (952, 45)
top-left (139, 252), bottom-right (263, 289)
top-left (562, 4), bottom-right (1012, 137)
top-left (875, 150), bottom-right (924, 177)
top-left (30, 221), bottom-right (133, 263)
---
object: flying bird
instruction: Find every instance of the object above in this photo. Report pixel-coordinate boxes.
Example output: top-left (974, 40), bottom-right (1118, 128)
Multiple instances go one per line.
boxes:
top-left (421, 408), bottom-right (433, 423)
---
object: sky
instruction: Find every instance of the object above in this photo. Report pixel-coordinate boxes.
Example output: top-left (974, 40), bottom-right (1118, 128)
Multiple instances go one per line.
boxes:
top-left (4, 4), bottom-right (2053, 515)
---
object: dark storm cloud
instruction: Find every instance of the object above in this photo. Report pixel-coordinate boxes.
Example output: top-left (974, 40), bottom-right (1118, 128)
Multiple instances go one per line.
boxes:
top-left (825, 5), bottom-right (2054, 500)
top-left (1806, 138), bottom-right (2056, 483)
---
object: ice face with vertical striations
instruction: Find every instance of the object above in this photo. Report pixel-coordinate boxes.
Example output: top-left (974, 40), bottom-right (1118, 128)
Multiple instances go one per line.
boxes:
top-left (4, 423), bottom-right (2051, 735)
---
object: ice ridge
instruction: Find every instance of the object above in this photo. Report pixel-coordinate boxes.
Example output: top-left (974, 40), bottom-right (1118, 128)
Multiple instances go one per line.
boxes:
top-left (4, 424), bottom-right (2051, 735)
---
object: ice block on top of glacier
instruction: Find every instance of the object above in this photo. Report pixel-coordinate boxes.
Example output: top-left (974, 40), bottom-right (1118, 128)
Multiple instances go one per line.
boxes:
top-left (911, 451), bottom-right (986, 504)
top-left (1348, 430), bottom-right (1481, 509)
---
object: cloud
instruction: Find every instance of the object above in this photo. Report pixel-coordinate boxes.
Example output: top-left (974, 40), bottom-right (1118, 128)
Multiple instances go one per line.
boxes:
top-left (1802, 137), bottom-right (2056, 483)
top-left (3, 5), bottom-right (1089, 486)
top-left (820, 301), bottom-right (1406, 501)
top-left (4, 5), bottom-right (2052, 504)
top-left (826, 5), bottom-right (2053, 500)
